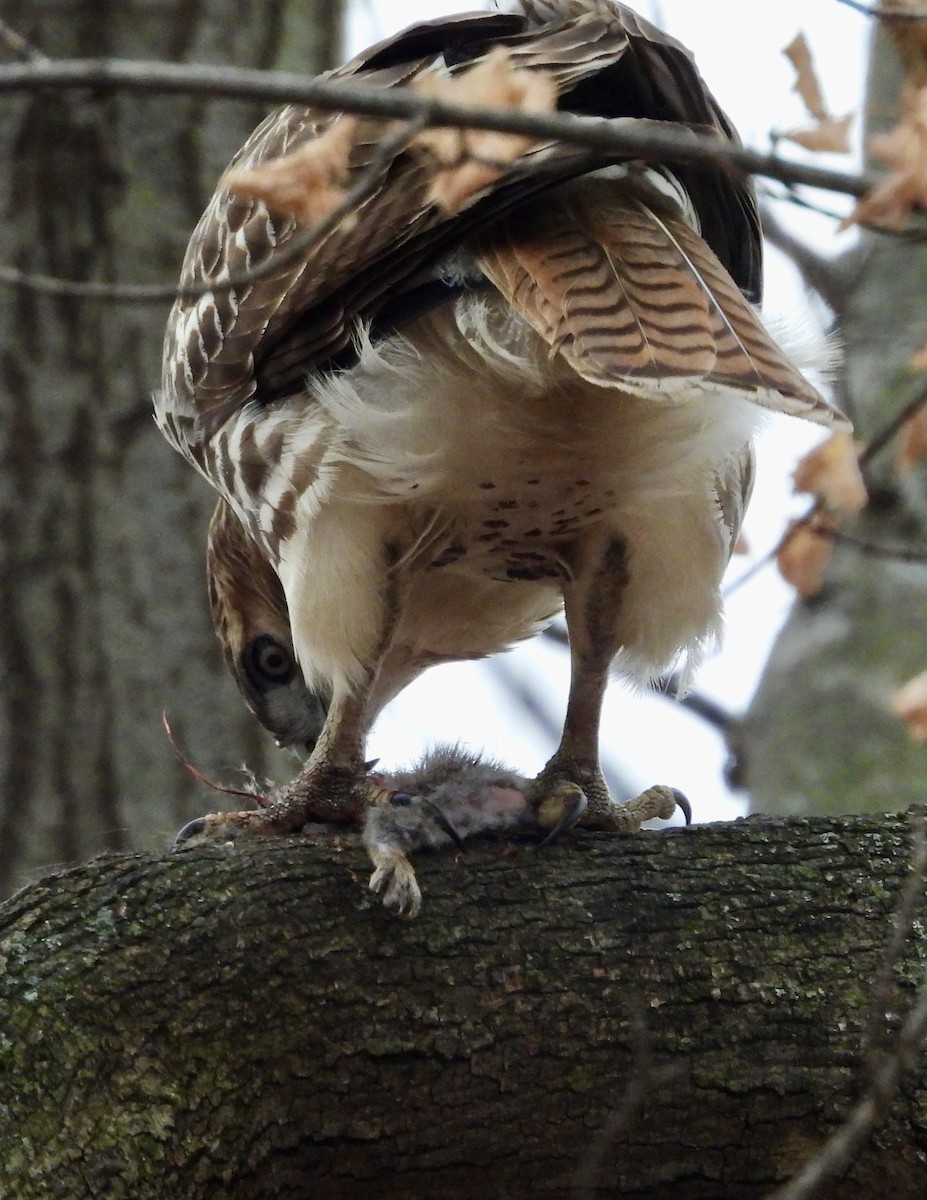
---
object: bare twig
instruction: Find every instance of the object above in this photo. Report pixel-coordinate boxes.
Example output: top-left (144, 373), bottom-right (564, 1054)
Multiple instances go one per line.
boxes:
top-left (573, 997), bottom-right (682, 1200)
top-left (0, 114), bottom-right (428, 303)
top-left (725, 383), bottom-right (927, 597)
top-left (0, 19), bottom-right (47, 63)
top-left (759, 184), bottom-right (851, 224)
top-left (760, 182), bottom-right (927, 243)
top-left (829, 526), bottom-right (927, 562)
top-left (725, 494), bottom-right (927, 597)
top-left (723, 501), bottom-right (824, 597)
top-left (835, 0), bottom-right (927, 18)
top-left (0, 57), bottom-right (883, 198)
top-left (859, 380), bottom-right (927, 468)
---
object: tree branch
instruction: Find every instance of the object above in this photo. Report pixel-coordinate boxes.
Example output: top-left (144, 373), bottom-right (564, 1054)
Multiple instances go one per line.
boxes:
top-left (835, 0), bottom-right (927, 19)
top-left (0, 56), bottom-right (904, 305)
top-left (766, 809), bottom-right (927, 1200)
top-left (0, 18), bottom-right (47, 63)
top-left (2, 812), bottom-right (927, 1199)
top-left (0, 57), bottom-right (882, 198)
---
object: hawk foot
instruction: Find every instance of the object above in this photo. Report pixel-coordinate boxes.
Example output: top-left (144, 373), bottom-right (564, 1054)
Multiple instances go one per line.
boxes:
top-left (579, 784), bottom-right (691, 833)
top-left (174, 766), bottom-right (368, 848)
top-left (175, 805), bottom-right (304, 847)
top-left (533, 762), bottom-right (690, 834)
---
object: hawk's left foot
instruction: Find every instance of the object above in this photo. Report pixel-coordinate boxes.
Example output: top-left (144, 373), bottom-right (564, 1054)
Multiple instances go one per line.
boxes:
top-left (532, 781), bottom-right (589, 847)
top-left (533, 764), bottom-right (690, 834)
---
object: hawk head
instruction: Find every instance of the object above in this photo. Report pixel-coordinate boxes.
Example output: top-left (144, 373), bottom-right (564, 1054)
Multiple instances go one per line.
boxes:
top-left (206, 498), bottom-right (328, 752)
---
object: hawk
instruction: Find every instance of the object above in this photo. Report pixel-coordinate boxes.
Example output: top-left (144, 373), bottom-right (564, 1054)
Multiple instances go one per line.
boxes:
top-left (159, 2), bottom-right (846, 889)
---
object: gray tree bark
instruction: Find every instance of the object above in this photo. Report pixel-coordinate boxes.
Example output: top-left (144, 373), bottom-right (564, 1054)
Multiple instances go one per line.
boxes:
top-left (0, 0), bottom-right (342, 899)
top-left (741, 24), bottom-right (927, 816)
top-left (2, 816), bottom-right (927, 1200)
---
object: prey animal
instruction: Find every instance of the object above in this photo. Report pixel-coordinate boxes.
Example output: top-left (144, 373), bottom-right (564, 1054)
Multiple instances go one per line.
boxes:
top-left (159, 1), bottom-right (846, 911)
top-left (363, 744), bottom-right (595, 918)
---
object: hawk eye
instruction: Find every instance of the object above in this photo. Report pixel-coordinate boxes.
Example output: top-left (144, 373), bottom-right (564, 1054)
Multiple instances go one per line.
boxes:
top-left (245, 635), bottom-right (295, 686)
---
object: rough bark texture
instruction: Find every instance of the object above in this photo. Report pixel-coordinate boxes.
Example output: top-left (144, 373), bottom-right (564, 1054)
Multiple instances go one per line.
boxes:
top-left (741, 25), bottom-right (927, 816)
top-left (2, 815), bottom-right (926, 1199)
top-left (0, 0), bottom-right (342, 899)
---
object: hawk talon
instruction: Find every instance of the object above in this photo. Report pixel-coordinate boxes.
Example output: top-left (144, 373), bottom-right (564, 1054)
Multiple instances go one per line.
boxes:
top-left (175, 817), bottom-right (208, 845)
top-left (672, 788), bottom-right (693, 826)
top-left (534, 787), bottom-right (589, 850)
top-left (605, 784), bottom-right (690, 832)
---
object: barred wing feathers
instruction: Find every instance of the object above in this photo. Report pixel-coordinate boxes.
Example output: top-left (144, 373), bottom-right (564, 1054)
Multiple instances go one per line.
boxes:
top-left (476, 180), bottom-right (845, 425)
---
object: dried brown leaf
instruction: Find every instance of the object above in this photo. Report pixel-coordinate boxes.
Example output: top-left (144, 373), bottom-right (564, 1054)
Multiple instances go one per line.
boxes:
top-left (777, 514), bottom-right (836, 599)
top-left (226, 116), bottom-right (358, 228)
top-left (890, 670), bottom-right (927, 742)
top-left (412, 48), bottom-right (557, 213)
top-left (792, 431), bottom-right (868, 518)
top-left (784, 33), bottom-right (829, 122)
top-left (896, 406), bottom-right (927, 475)
top-left (782, 113), bottom-right (853, 155)
top-left (909, 335), bottom-right (927, 371)
top-left (844, 83), bottom-right (927, 231)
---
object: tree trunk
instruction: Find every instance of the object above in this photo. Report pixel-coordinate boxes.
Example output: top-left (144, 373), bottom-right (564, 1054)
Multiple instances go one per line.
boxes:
top-left (741, 23), bottom-right (927, 816)
top-left (2, 816), bottom-right (926, 1199)
top-left (0, 0), bottom-right (342, 899)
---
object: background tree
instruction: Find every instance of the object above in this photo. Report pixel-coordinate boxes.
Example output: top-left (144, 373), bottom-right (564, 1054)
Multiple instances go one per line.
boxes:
top-left (740, 13), bottom-right (927, 816)
top-left (0, 0), bottom-right (342, 898)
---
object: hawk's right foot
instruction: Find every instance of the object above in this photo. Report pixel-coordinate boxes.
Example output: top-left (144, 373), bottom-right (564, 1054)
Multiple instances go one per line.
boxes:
top-left (174, 765), bottom-right (368, 848)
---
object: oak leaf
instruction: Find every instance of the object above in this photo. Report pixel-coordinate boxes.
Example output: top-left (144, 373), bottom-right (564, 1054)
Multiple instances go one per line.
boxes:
top-left (782, 114), bottom-right (853, 155)
top-left (844, 83), bottom-right (927, 231)
top-left (781, 33), bottom-right (853, 155)
top-left (226, 116), bottom-right (358, 229)
top-left (896, 406), bottom-right (927, 476)
top-left (777, 513), bottom-right (837, 599)
top-left (412, 48), bottom-right (557, 213)
top-left (792, 431), bottom-right (868, 518)
top-left (784, 33), bottom-right (828, 121)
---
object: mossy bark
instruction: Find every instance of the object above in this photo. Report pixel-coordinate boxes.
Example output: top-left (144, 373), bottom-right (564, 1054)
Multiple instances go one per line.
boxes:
top-left (2, 815), bottom-right (926, 1199)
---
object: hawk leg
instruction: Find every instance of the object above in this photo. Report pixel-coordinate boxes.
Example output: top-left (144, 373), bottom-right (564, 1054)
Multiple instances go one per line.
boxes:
top-left (176, 568), bottom-right (403, 848)
top-left (534, 534), bottom-right (691, 833)
top-left (174, 686), bottom-right (372, 848)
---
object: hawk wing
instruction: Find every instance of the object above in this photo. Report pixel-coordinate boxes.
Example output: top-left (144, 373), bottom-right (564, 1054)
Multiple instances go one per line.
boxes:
top-left (159, 1), bottom-right (773, 464)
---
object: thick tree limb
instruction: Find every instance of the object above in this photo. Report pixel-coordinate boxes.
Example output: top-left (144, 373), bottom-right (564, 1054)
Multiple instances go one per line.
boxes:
top-left (2, 812), bottom-right (927, 1200)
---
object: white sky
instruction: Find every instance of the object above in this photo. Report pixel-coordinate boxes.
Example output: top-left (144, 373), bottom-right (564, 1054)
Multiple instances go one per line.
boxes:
top-left (345, 0), bottom-right (869, 822)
